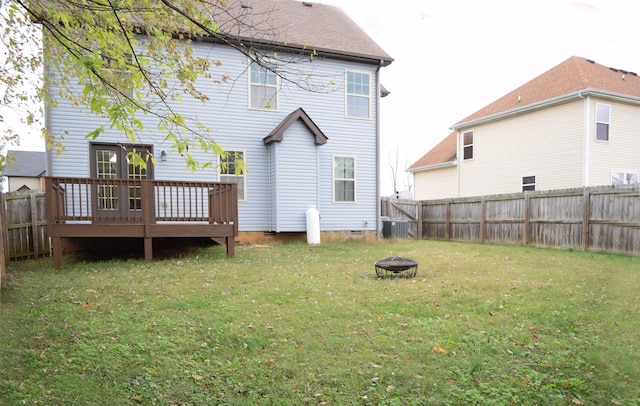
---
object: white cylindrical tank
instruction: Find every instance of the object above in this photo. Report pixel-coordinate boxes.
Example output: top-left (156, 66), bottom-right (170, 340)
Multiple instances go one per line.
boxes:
top-left (306, 205), bottom-right (321, 245)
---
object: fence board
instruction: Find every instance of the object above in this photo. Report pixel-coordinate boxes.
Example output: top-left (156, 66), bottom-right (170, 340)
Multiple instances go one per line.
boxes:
top-left (382, 185), bottom-right (640, 256)
top-left (3, 191), bottom-right (51, 259)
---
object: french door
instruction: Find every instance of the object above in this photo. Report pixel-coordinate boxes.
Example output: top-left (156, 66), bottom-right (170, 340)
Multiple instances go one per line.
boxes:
top-left (90, 144), bottom-right (154, 219)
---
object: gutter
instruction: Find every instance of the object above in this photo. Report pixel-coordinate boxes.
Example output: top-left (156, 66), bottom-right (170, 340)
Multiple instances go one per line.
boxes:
top-left (196, 35), bottom-right (394, 67)
top-left (376, 60), bottom-right (383, 237)
top-left (580, 92), bottom-right (590, 186)
top-left (408, 160), bottom-right (457, 173)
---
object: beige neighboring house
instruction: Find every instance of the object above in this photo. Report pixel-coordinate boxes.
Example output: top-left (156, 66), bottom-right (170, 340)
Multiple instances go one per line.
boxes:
top-left (4, 150), bottom-right (46, 192)
top-left (409, 56), bottom-right (640, 199)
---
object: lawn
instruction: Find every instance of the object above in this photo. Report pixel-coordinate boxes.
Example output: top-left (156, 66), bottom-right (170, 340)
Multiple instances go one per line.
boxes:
top-left (1, 239), bottom-right (639, 405)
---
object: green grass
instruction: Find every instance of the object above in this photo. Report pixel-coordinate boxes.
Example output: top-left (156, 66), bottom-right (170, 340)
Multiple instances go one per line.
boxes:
top-left (1, 239), bottom-right (639, 405)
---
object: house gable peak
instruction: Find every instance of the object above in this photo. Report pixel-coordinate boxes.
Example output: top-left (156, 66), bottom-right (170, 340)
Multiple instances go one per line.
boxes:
top-left (264, 108), bottom-right (328, 146)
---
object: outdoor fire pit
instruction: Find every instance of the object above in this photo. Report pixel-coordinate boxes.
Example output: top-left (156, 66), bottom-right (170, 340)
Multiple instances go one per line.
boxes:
top-left (374, 256), bottom-right (418, 278)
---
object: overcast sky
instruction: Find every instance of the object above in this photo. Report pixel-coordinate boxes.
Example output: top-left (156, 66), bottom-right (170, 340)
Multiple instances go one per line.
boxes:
top-left (321, 0), bottom-right (640, 195)
top-left (4, 0), bottom-right (639, 196)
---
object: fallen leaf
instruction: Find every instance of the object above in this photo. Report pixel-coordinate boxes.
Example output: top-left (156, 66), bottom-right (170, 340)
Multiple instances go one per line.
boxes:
top-left (571, 398), bottom-right (583, 405)
top-left (432, 345), bottom-right (449, 355)
top-left (368, 362), bottom-right (382, 368)
top-left (83, 302), bottom-right (93, 309)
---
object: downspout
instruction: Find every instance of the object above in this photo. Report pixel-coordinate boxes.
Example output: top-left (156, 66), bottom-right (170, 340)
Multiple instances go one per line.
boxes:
top-left (376, 61), bottom-right (383, 237)
top-left (43, 42), bottom-right (52, 177)
top-left (580, 93), bottom-right (590, 186)
top-left (456, 130), bottom-right (461, 197)
top-left (316, 143), bottom-right (320, 214)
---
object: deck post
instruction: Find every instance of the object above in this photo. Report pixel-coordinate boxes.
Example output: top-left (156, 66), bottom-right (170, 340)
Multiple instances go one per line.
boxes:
top-left (53, 237), bottom-right (62, 268)
top-left (144, 238), bottom-right (153, 262)
top-left (226, 236), bottom-right (235, 257)
top-left (142, 181), bottom-right (154, 262)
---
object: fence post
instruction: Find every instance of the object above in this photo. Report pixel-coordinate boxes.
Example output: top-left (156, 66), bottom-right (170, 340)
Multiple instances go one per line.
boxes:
top-left (445, 199), bottom-right (451, 240)
top-left (524, 192), bottom-right (530, 246)
top-left (0, 193), bottom-right (6, 285)
top-left (582, 188), bottom-right (590, 252)
top-left (30, 193), bottom-right (39, 259)
top-left (479, 197), bottom-right (486, 243)
top-left (416, 201), bottom-right (423, 239)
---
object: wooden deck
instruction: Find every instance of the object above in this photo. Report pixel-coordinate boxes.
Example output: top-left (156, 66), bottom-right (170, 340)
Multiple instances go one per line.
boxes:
top-left (45, 177), bottom-right (238, 267)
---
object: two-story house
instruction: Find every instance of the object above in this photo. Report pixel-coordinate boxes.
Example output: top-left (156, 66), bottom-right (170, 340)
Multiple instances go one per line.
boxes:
top-left (44, 0), bottom-right (393, 255)
top-left (409, 56), bottom-right (640, 200)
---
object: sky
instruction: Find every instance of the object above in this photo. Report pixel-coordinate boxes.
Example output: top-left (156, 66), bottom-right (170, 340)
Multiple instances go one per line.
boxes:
top-left (321, 0), bottom-right (640, 195)
top-left (4, 0), bottom-right (640, 196)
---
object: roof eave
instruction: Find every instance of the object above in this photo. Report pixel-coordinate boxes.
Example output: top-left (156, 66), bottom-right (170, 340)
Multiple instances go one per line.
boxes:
top-left (408, 160), bottom-right (457, 174)
top-left (452, 89), bottom-right (640, 130)
top-left (197, 35), bottom-right (393, 66)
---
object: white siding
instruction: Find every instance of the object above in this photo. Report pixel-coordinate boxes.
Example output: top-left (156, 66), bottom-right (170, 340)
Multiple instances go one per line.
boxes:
top-left (587, 97), bottom-right (640, 186)
top-left (48, 41), bottom-right (381, 232)
top-left (458, 101), bottom-right (584, 197)
top-left (413, 166), bottom-right (457, 200)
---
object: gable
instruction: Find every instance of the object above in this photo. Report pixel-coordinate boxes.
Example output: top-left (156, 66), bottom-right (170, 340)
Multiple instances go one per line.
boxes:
top-left (263, 108), bottom-right (328, 146)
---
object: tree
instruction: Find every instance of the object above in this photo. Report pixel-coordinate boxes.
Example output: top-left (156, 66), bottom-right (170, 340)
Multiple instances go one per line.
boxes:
top-left (1, 0), bottom-right (327, 170)
top-left (387, 144), bottom-right (412, 197)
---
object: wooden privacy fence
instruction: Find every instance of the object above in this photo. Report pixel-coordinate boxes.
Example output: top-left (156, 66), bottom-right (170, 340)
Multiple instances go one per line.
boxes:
top-left (1, 191), bottom-right (51, 262)
top-left (382, 185), bottom-right (640, 256)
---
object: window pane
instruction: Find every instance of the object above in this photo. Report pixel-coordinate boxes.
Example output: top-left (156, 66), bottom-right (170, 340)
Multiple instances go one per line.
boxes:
top-left (220, 151), bottom-right (245, 200)
top-left (596, 104), bottom-right (610, 122)
top-left (463, 145), bottom-right (473, 160)
top-left (347, 95), bottom-right (369, 118)
top-left (335, 180), bottom-right (354, 202)
top-left (596, 123), bottom-right (609, 141)
top-left (250, 62), bottom-right (278, 109)
top-left (346, 72), bottom-right (370, 118)
top-left (463, 132), bottom-right (473, 146)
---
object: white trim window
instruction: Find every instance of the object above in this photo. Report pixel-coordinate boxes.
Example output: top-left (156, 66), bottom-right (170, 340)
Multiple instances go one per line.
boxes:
top-left (522, 175), bottom-right (536, 192)
top-left (333, 155), bottom-right (356, 203)
top-left (219, 150), bottom-right (246, 201)
top-left (595, 103), bottom-right (610, 141)
top-left (249, 60), bottom-right (278, 110)
top-left (463, 131), bottom-right (474, 160)
top-left (345, 71), bottom-right (370, 118)
top-left (611, 171), bottom-right (639, 185)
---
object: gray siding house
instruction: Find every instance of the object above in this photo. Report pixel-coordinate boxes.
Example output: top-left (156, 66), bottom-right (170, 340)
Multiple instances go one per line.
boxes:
top-left (45, 0), bottom-right (393, 242)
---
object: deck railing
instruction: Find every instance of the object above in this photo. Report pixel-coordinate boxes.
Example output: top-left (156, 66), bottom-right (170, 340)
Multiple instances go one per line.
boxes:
top-left (45, 177), bottom-right (238, 266)
top-left (46, 177), bottom-right (237, 226)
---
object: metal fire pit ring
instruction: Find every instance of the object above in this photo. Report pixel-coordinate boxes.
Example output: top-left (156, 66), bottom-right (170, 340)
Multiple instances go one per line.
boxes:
top-left (374, 256), bottom-right (418, 278)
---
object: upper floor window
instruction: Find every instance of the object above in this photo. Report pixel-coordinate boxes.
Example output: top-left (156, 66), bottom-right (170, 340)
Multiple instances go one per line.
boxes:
top-left (463, 131), bottom-right (474, 160)
top-left (249, 61), bottom-right (278, 110)
top-left (522, 175), bottom-right (536, 192)
top-left (346, 71), bottom-right (370, 118)
top-left (595, 103), bottom-right (610, 141)
top-left (219, 150), bottom-right (246, 201)
top-left (333, 155), bottom-right (356, 202)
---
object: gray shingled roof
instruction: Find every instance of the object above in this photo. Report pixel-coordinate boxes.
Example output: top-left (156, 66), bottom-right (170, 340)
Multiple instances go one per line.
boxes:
top-left (208, 0), bottom-right (393, 66)
top-left (4, 150), bottom-right (46, 177)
